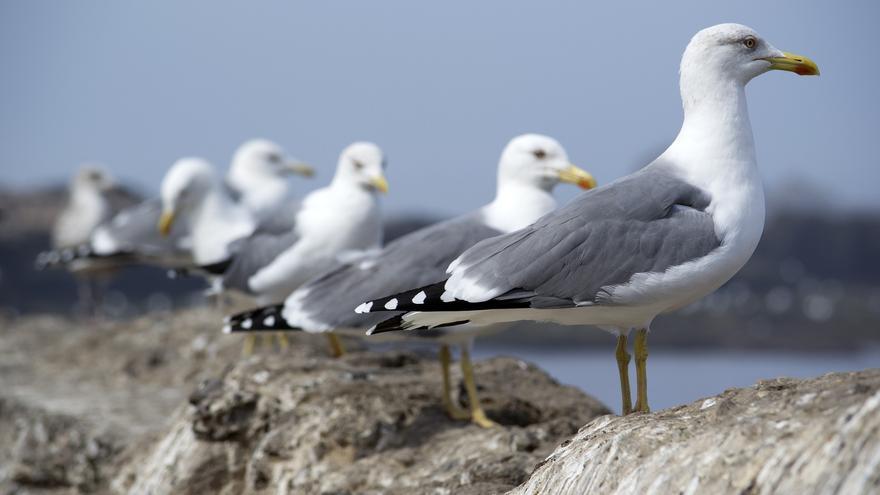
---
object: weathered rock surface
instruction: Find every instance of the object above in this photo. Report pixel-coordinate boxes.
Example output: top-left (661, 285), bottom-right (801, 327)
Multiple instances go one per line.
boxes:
top-left (113, 352), bottom-right (608, 494)
top-left (0, 310), bottom-right (609, 494)
top-left (4, 309), bottom-right (878, 494)
top-left (512, 368), bottom-right (880, 495)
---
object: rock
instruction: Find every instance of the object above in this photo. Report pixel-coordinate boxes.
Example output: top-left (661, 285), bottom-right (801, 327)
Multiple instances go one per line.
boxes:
top-left (0, 398), bottom-right (118, 492)
top-left (0, 309), bottom-right (610, 494)
top-left (511, 369), bottom-right (880, 495)
top-left (5, 309), bottom-right (878, 494)
top-left (113, 352), bottom-right (610, 495)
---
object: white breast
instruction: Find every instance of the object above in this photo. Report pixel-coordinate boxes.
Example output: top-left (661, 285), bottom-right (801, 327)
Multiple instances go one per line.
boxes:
top-left (247, 186), bottom-right (382, 302)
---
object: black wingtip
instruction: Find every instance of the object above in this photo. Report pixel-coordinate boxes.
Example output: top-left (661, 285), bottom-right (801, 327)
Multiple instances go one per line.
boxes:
top-left (367, 314), bottom-right (409, 335)
top-left (356, 281), bottom-right (450, 315)
top-left (367, 314), bottom-right (473, 336)
top-left (224, 304), bottom-right (304, 333)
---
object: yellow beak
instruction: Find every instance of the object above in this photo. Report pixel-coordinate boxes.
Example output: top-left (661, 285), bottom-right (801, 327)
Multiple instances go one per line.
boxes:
top-left (284, 161), bottom-right (315, 178)
top-left (158, 210), bottom-right (176, 237)
top-left (369, 175), bottom-right (389, 194)
top-left (762, 52), bottom-right (820, 76)
top-left (558, 164), bottom-right (597, 190)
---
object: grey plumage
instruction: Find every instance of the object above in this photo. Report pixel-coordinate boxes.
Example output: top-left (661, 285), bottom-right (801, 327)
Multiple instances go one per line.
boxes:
top-left (220, 228), bottom-right (301, 294)
top-left (452, 162), bottom-right (720, 305)
top-left (95, 198), bottom-right (191, 262)
top-left (363, 162), bottom-right (721, 321)
top-left (245, 198), bottom-right (302, 235)
top-left (284, 212), bottom-right (503, 330)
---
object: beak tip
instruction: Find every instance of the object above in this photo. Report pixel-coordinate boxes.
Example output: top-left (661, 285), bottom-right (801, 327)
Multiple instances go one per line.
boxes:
top-left (578, 179), bottom-right (596, 190)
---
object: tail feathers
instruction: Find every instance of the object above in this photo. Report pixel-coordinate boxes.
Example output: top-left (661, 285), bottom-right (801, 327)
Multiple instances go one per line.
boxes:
top-left (199, 258), bottom-right (233, 275)
top-left (35, 244), bottom-right (134, 270)
top-left (223, 305), bottom-right (303, 333)
top-left (367, 314), bottom-right (471, 335)
top-left (168, 258), bottom-right (232, 279)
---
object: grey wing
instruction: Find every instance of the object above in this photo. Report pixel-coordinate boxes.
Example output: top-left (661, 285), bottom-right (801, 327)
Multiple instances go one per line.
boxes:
top-left (289, 212), bottom-right (502, 329)
top-left (448, 163), bottom-right (722, 306)
top-left (252, 198), bottom-right (302, 235)
top-left (92, 198), bottom-right (192, 263)
top-left (222, 180), bottom-right (243, 203)
top-left (104, 186), bottom-right (143, 215)
top-left (221, 229), bottom-right (301, 293)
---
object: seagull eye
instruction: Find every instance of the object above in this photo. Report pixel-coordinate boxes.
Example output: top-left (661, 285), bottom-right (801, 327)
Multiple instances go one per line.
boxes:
top-left (743, 37), bottom-right (757, 49)
top-left (266, 153), bottom-right (281, 163)
top-left (532, 149), bottom-right (547, 159)
top-left (352, 160), bottom-right (364, 170)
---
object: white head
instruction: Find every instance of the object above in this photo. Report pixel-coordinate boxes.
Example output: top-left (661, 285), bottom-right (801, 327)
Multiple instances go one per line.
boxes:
top-left (72, 165), bottom-right (114, 194)
top-left (331, 142), bottom-right (389, 194)
top-left (680, 24), bottom-right (819, 110)
top-left (158, 158), bottom-right (218, 236)
top-left (497, 134), bottom-right (596, 192)
top-left (228, 139), bottom-right (314, 183)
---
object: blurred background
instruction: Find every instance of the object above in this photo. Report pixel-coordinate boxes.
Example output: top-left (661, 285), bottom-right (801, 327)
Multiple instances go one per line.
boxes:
top-left (1, 1), bottom-right (878, 412)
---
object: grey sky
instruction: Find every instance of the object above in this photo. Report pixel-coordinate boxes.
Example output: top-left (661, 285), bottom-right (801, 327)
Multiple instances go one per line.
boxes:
top-left (1, 1), bottom-right (877, 216)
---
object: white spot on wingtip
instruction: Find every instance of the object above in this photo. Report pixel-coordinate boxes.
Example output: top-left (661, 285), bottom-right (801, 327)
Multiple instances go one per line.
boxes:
top-left (264, 315), bottom-right (276, 326)
top-left (222, 325), bottom-right (232, 334)
top-left (241, 318), bottom-right (253, 329)
top-left (355, 301), bottom-right (373, 314)
top-left (384, 298), bottom-right (398, 310)
top-left (223, 315), bottom-right (231, 323)
top-left (440, 291), bottom-right (455, 303)
top-left (412, 291), bottom-right (426, 304)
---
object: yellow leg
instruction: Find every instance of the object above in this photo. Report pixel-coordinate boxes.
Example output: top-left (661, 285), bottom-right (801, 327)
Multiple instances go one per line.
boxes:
top-left (439, 345), bottom-right (470, 420)
top-left (242, 335), bottom-right (256, 357)
top-left (326, 333), bottom-right (345, 358)
top-left (634, 328), bottom-right (650, 413)
top-left (275, 332), bottom-right (290, 352)
top-left (615, 334), bottom-right (633, 415)
top-left (459, 346), bottom-right (497, 428)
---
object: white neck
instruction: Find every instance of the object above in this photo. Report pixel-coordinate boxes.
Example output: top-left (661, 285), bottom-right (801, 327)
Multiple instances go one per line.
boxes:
top-left (482, 182), bottom-right (557, 233)
top-left (661, 74), bottom-right (765, 249)
top-left (71, 184), bottom-right (106, 213)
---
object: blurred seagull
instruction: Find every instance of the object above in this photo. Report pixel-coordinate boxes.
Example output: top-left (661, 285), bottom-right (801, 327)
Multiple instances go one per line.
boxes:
top-left (51, 166), bottom-right (115, 252)
top-left (47, 165), bottom-right (117, 311)
top-left (223, 134), bottom-right (595, 426)
top-left (357, 24), bottom-right (820, 415)
top-left (213, 142), bottom-right (389, 355)
top-left (37, 139), bottom-right (313, 270)
top-left (156, 157), bottom-right (258, 267)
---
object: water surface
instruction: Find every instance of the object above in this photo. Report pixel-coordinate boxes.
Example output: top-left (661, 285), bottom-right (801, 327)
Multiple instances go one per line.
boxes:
top-left (475, 346), bottom-right (880, 414)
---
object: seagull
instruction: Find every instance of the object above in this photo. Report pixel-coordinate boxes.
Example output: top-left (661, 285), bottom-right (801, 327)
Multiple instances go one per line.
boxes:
top-left (225, 139), bottom-right (315, 228)
top-left (214, 142), bottom-right (387, 354)
top-left (48, 165), bottom-right (116, 311)
top-left (51, 166), bottom-right (115, 253)
top-left (357, 24), bottom-right (819, 415)
top-left (155, 157), bottom-right (260, 270)
top-left (36, 139), bottom-right (313, 270)
top-left (212, 141), bottom-right (389, 304)
top-left (223, 134), bottom-right (596, 426)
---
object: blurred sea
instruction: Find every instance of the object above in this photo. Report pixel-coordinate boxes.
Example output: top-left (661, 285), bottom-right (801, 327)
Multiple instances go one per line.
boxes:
top-left (477, 345), bottom-right (880, 414)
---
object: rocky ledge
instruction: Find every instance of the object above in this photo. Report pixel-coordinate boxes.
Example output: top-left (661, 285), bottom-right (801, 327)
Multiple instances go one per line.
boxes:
top-left (513, 368), bottom-right (880, 495)
top-left (1, 310), bottom-right (877, 494)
